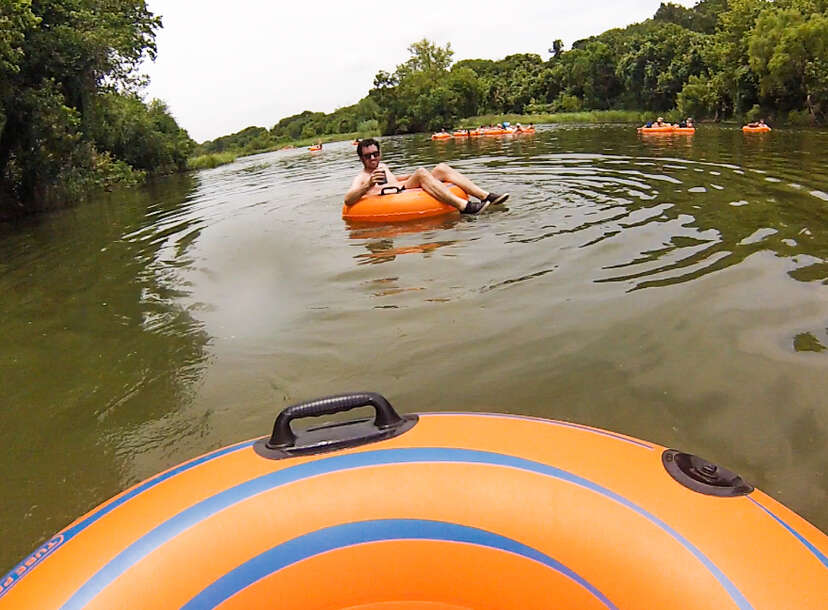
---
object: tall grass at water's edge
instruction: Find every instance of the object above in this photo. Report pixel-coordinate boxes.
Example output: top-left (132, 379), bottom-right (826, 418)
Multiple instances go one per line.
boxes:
top-left (459, 110), bottom-right (825, 129)
top-left (187, 152), bottom-right (238, 170)
top-left (459, 110), bottom-right (653, 128)
top-left (246, 130), bottom-right (383, 157)
top-left (197, 130), bottom-right (382, 166)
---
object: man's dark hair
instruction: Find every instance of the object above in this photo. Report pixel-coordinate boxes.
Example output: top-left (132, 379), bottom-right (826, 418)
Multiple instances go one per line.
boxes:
top-left (356, 138), bottom-right (380, 158)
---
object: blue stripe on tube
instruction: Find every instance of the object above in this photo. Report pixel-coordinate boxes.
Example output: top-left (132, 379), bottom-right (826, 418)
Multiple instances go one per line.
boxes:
top-left (181, 519), bottom-right (618, 609)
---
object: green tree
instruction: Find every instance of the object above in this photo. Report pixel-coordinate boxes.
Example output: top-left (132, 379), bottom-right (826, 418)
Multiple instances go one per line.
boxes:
top-left (677, 74), bottom-right (720, 118)
top-left (749, 7), bottom-right (828, 118)
top-left (712, 0), bottom-right (768, 115)
top-left (395, 39), bottom-right (454, 78)
top-left (562, 41), bottom-right (623, 109)
top-left (446, 66), bottom-right (485, 117)
top-left (369, 39), bottom-right (472, 134)
top-left (654, 1), bottom-right (724, 34)
top-left (0, 1), bottom-right (38, 78)
top-left (0, 1), bottom-right (39, 138)
top-left (0, 0), bottom-right (166, 215)
top-left (485, 53), bottom-right (546, 113)
top-left (92, 94), bottom-right (193, 172)
top-left (616, 23), bottom-right (707, 111)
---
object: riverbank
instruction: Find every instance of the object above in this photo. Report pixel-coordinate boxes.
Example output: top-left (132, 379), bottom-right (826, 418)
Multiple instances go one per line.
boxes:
top-left (460, 109), bottom-right (825, 130)
top-left (186, 113), bottom-right (654, 170)
top-left (458, 110), bottom-right (652, 128)
top-left (186, 109), bottom-right (826, 172)
top-left (187, 130), bottom-right (381, 169)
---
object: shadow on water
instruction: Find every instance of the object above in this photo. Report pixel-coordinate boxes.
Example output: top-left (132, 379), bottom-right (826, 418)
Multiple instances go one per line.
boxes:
top-left (1, 125), bottom-right (827, 573)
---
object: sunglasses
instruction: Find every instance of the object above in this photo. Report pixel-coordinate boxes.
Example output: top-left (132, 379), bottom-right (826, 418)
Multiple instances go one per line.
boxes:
top-left (361, 151), bottom-right (380, 159)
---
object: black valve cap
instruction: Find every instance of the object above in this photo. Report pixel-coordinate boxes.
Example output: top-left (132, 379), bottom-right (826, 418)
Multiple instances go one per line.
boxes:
top-left (663, 450), bottom-right (754, 497)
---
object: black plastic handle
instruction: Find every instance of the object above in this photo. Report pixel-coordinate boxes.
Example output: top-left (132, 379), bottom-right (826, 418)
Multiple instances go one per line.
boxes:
top-left (267, 392), bottom-right (405, 450)
top-left (380, 185), bottom-right (402, 195)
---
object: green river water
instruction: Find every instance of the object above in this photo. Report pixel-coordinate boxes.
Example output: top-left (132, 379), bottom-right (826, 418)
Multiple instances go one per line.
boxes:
top-left (1, 124), bottom-right (826, 572)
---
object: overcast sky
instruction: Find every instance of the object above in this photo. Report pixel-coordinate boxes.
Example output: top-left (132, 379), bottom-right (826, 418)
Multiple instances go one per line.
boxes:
top-left (143, 1), bottom-right (698, 142)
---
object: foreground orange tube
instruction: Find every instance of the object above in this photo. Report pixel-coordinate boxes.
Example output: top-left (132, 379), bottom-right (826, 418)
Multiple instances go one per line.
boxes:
top-left (342, 184), bottom-right (466, 223)
top-left (743, 125), bottom-right (771, 133)
top-left (1, 393), bottom-right (826, 610)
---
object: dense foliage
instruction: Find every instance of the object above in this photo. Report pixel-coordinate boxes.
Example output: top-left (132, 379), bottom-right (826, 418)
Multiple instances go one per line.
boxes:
top-left (365, 0), bottom-right (826, 132)
top-left (202, 0), bottom-right (825, 152)
top-left (197, 97), bottom-right (382, 156)
top-left (0, 0), bottom-right (193, 218)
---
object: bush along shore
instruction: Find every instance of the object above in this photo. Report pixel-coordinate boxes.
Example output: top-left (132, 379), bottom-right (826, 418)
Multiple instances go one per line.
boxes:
top-left (0, 3), bottom-right (195, 220)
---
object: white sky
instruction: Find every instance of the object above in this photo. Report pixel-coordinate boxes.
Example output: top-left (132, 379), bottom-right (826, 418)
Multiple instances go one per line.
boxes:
top-left (143, 1), bottom-right (698, 142)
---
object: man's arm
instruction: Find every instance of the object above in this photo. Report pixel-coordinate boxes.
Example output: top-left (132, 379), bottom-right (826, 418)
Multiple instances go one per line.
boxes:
top-left (344, 173), bottom-right (372, 206)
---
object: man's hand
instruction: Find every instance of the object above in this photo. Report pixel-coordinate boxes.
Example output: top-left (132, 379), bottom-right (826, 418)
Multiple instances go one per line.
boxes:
top-left (369, 169), bottom-right (387, 185)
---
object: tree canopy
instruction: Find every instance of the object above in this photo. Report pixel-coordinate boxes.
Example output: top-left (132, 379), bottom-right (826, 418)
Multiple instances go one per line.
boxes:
top-left (213, 0), bottom-right (825, 149)
top-left (0, 0), bottom-right (193, 218)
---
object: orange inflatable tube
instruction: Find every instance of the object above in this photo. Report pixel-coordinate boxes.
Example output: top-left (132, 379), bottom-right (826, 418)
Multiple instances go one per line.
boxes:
top-left (2, 392), bottom-right (826, 610)
top-left (430, 132), bottom-right (451, 140)
top-left (637, 126), bottom-right (676, 134)
top-left (743, 125), bottom-right (771, 133)
top-left (673, 127), bottom-right (696, 134)
top-left (308, 145), bottom-right (322, 151)
top-left (342, 183), bottom-right (465, 223)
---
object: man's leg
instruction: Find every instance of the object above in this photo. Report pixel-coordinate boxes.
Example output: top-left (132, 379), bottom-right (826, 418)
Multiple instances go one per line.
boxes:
top-left (403, 167), bottom-right (469, 211)
top-left (430, 163), bottom-right (509, 205)
top-left (429, 163), bottom-right (487, 199)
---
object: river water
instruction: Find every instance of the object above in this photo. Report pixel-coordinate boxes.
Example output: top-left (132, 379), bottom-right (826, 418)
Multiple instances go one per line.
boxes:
top-left (1, 124), bottom-right (826, 571)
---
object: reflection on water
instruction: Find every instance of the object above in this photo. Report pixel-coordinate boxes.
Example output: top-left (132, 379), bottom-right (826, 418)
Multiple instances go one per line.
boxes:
top-left (1, 125), bottom-right (827, 572)
top-left (0, 175), bottom-right (212, 571)
top-left (347, 215), bottom-right (461, 266)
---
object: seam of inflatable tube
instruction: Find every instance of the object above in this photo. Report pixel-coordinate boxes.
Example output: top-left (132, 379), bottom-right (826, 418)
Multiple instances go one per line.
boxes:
top-left (747, 497), bottom-right (828, 568)
top-left (63, 439), bottom-right (259, 538)
top-left (0, 439), bottom-right (258, 599)
top-left (60, 448), bottom-right (751, 610)
top-left (420, 412), bottom-right (656, 449)
top-left (181, 519), bottom-right (617, 610)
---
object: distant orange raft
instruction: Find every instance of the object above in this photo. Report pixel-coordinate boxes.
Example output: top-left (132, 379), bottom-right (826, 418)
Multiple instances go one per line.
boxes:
top-left (637, 126), bottom-right (676, 134)
top-left (743, 125), bottom-right (771, 133)
top-left (343, 183), bottom-right (466, 223)
top-left (1, 392), bottom-right (827, 610)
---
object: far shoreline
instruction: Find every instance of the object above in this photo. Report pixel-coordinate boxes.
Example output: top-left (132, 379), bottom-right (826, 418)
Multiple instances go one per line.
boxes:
top-left (189, 110), bottom-right (826, 170)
